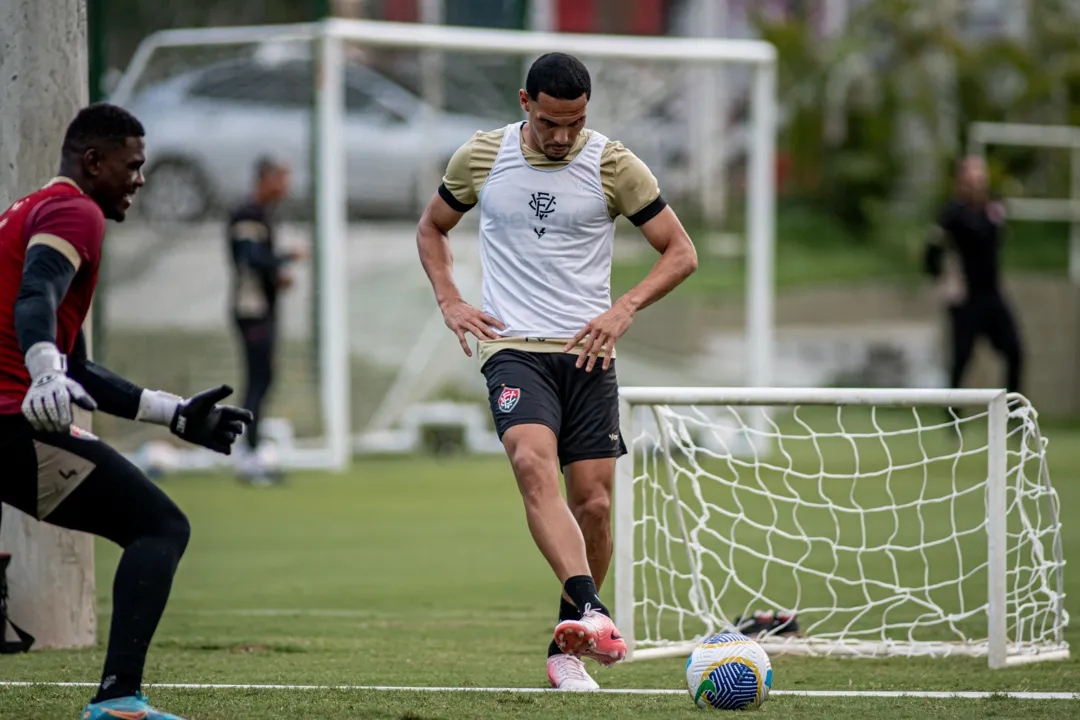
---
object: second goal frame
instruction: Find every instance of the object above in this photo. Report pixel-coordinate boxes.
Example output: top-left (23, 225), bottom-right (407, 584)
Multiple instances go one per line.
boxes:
top-left (968, 121), bottom-right (1080, 284)
top-left (613, 386), bottom-right (1068, 669)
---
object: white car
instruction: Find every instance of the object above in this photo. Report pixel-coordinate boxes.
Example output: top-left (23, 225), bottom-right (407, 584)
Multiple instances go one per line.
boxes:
top-left (123, 55), bottom-right (497, 222)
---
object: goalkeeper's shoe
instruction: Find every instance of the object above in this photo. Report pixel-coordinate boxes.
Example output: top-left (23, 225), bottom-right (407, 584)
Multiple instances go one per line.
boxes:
top-left (81, 692), bottom-right (187, 720)
top-left (553, 609), bottom-right (626, 667)
top-left (547, 653), bottom-right (600, 691)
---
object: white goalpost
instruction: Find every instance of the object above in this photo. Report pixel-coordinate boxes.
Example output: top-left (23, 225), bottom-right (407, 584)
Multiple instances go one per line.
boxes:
top-left (107, 19), bottom-right (777, 471)
top-left (614, 386), bottom-right (1068, 668)
top-left (968, 122), bottom-right (1080, 284)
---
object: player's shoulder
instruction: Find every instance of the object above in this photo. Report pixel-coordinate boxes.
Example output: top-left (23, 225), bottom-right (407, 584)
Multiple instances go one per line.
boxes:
top-left (23, 193), bottom-right (105, 262)
top-left (37, 191), bottom-right (101, 215)
top-left (475, 125), bottom-right (513, 142)
top-left (599, 137), bottom-right (646, 166)
top-left (27, 193), bottom-right (104, 232)
top-left (462, 125), bottom-right (513, 155)
top-left (228, 199), bottom-right (266, 224)
top-left (598, 137), bottom-right (658, 182)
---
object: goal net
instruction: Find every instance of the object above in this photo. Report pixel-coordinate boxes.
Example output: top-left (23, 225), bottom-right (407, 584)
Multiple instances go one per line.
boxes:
top-left (102, 19), bottom-right (776, 470)
top-left (614, 387), bottom-right (1068, 668)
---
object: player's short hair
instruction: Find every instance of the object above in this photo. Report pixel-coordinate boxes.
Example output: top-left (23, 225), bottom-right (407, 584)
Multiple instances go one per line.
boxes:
top-left (62, 103), bottom-right (145, 156)
top-left (526, 52), bottom-right (591, 101)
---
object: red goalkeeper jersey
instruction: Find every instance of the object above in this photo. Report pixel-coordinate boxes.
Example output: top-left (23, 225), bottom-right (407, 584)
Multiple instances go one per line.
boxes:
top-left (0, 178), bottom-right (104, 414)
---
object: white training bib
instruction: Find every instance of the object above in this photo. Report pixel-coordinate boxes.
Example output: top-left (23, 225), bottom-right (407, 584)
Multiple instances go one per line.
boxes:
top-left (477, 123), bottom-right (615, 338)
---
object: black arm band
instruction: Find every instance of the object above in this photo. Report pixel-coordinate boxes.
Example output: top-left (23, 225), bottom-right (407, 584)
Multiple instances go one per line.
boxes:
top-left (628, 195), bottom-right (668, 227)
top-left (67, 331), bottom-right (145, 420)
top-left (15, 245), bottom-right (76, 353)
top-left (438, 183), bottom-right (476, 213)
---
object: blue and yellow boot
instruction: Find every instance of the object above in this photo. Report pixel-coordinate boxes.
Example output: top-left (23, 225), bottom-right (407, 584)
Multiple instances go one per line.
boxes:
top-left (81, 692), bottom-right (186, 720)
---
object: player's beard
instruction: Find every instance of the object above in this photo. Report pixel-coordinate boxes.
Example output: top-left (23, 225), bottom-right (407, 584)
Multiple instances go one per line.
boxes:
top-left (108, 195), bottom-right (134, 222)
top-left (93, 190), bottom-right (130, 222)
top-left (103, 207), bottom-right (127, 222)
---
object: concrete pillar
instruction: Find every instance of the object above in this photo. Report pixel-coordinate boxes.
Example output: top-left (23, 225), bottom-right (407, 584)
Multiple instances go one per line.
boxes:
top-left (0, 0), bottom-right (96, 650)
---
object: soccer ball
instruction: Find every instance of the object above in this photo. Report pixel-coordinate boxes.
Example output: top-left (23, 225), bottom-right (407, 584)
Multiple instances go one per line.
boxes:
top-left (685, 632), bottom-right (772, 710)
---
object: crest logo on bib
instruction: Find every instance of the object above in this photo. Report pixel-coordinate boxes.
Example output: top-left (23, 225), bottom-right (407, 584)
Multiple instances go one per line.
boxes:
top-left (529, 191), bottom-right (557, 220)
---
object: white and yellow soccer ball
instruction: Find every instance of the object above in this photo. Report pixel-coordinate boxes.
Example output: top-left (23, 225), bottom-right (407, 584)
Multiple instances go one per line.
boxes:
top-left (685, 632), bottom-right (772, 710)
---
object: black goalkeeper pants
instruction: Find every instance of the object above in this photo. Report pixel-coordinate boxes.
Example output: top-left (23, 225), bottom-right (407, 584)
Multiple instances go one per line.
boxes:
top-left (949, 293), bottom-right (1023, 393)
top-left (235, 315), bottom-right (276, 451)
top-left (0, 413), bottom-right (189, 699)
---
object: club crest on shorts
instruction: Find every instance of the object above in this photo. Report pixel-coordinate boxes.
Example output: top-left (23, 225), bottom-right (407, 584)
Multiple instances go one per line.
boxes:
top-left (498, 386), bottom-right (521, 413)
top-left (70, 425), bottom-right (98, 441)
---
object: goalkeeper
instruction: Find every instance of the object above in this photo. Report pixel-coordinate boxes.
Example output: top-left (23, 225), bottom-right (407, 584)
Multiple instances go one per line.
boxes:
top-left (0, 104), bottom-right (250, 720)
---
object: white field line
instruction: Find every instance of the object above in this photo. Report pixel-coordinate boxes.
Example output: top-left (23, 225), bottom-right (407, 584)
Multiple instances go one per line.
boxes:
top-left (0, 682), bottom-right (1076, 700)
top-left (95, 608), bottom-right (551, 620)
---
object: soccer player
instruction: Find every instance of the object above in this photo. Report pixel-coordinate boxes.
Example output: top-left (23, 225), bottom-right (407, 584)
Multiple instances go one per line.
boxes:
top-left (924, 155), bottom-right (1023, 393)
top-left (416, 53), bottom-right (698, 690)
top-left (0, 103), bottom-right (251, 720)
top-left (226, 156), bottom-right (302, 484)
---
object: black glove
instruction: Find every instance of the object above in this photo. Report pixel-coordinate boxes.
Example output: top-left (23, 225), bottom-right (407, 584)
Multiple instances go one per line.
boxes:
top-left (170, 385), bottom-right (253, 455)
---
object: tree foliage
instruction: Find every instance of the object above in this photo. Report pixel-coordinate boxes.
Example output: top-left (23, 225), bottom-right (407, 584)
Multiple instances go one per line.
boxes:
top-left (101, 0), bottom-right (314, 72)
top-left (755, 0), bottom-right (1080, 233)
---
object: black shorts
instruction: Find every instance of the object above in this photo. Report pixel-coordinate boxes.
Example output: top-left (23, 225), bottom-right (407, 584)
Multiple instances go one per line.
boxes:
top-left (482, 349), bottom-right (627, 468)
top-left (0, 413), bottom-right (122, 520)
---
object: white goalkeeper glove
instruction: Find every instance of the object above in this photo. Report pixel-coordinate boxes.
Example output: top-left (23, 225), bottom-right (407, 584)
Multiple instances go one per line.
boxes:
top-left (22, 342), bottom-right (98, 433)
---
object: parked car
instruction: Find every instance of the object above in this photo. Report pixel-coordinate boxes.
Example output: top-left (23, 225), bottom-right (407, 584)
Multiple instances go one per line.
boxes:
top-left (123, 53), bottom-right (497, 222)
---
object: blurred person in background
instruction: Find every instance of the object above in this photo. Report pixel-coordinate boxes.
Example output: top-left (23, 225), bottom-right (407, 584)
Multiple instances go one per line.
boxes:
top-left (924, 155), bottom-right (1023, 395)
top-left (227, 156), bottom-right (303, 485)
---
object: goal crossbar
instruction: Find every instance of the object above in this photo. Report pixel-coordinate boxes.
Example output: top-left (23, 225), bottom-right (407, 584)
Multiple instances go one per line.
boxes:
top-left (620, 386), bottom-right (1007, 407)
top-left (614, 386), bottom-right (1067, 669)
top-left (111, 19), bottom-right (776, 109)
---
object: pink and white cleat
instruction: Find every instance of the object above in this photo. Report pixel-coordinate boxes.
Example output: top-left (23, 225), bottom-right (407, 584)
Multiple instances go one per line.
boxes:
top-left (547, 653), bottom-right (600, 691)
top-left (553, 609), bottom-right (627, 667)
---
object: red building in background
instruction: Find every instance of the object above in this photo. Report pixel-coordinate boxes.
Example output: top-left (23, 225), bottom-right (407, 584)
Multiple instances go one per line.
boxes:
top-left (555, 0), bottom-right (665, 34)
top-left (378, 0), bottom-right (667, 35)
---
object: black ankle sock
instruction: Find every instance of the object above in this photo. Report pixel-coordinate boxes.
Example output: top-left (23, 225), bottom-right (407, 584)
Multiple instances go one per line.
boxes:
top-left (559, 596), bottom-right (580, 622)
top-left (548, 596), bottom-right (582, 657)
top-left (563, 575), bottom-right (609, 617)
top-left (93, 672), bottom-right (140, 703)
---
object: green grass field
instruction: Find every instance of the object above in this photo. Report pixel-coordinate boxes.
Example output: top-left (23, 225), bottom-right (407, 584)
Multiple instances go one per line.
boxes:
top-left (3, 417), bottom-right (1078, 719)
